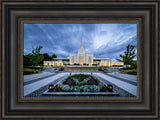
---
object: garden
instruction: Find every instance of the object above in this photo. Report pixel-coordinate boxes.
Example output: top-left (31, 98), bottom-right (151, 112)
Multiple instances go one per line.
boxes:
top-left (51, 74), bottom-right (110, 92)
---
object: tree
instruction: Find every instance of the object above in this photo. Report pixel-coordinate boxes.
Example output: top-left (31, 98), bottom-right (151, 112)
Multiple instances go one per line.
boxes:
top-left (24, 54), bottom-right (32, 66)
top-left (43, 53), bottom-right (52, 61)
top-left (116, 44), bottom-right (136, 65)
top-left (52, 54), bottom-right (57, 59)
top-left (27, 46), bottom-right (44, 66)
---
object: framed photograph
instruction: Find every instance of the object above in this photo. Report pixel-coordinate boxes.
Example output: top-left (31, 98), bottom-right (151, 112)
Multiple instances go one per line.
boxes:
top-left (1, 0), bottom-right (159, 119)
top-left (23, 22), bottom-right (138, 98)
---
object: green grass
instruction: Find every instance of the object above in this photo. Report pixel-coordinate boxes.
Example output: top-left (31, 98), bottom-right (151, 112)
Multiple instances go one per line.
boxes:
top-left (126, 69), bottom-right (137, 75)
top-left (24, 68), bottom-right (36, 72)
top-left (23, 67), bottom-right (39, 75)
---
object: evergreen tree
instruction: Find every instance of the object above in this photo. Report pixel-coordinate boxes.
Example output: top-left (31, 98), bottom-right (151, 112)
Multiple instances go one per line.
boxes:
top-left (116, 44), bottom-right (136, 65)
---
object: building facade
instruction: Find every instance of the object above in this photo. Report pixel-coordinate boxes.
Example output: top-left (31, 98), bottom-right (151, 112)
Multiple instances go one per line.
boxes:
top-left (43, 39), bottom-right (123, 66)
top-left (69, 39), bottom-right (94, 65)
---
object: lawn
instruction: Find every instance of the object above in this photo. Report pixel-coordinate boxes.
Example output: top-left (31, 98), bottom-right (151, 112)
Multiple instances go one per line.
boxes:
top-left (126, 69), bottom-right (137, 75)
top-left (122, 67), bottom-right (137, 75)
top-left (23, 67), bottom-right (42, 75)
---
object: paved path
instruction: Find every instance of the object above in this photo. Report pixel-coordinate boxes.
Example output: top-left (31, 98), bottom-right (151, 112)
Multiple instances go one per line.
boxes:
top-left (24, 73), bottom-right (69, 96)
top-left (94, 73), bottom-right (137, 96)
top-left (105, 73), bottom-right (137, 86)
top-left (24, 73), bottom-right (57, 86)
top-left (24, 72), bottom-right (55, 82)
top-left (108, 72), bottom-right (137, 81)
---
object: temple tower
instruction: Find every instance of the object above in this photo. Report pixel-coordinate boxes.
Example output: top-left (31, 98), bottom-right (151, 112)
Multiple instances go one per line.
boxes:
top-left (78, 38), bottom-right (85, 54)
top-left (78, 38), bottom-right (85, 64)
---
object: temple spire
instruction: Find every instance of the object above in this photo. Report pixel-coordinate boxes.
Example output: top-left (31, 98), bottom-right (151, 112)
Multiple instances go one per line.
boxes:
top-left (78, 38), bottom-right (85, 54)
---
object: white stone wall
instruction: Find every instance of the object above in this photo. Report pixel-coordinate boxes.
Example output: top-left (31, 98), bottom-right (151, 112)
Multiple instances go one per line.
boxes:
top-left (69, 54), bottom-right (77, 64)
top-left (85, 54), bottom-right (93, 64)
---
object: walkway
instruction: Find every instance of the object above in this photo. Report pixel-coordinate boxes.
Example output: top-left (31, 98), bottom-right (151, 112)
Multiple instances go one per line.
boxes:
top-left (94, 73), bottom-right (137, 96)
top-left (108, 72), bottom-right (137, 81)
top-left (24, 73), bottom-right (69, 96)
top-left (24, 72), bottom-right (55, 82)
top-left (24, 73), bottom-right (57, 86)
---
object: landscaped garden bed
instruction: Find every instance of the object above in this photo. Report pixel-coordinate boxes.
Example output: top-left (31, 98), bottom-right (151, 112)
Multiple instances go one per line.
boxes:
top-left (51, 74), bottom-right (108, 92)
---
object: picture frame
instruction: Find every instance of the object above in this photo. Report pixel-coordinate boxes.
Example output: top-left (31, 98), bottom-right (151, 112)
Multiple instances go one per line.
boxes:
top-left (21, 20), bottom-right (139, 99)
top-left (1, 0), bottom-right (159, 119)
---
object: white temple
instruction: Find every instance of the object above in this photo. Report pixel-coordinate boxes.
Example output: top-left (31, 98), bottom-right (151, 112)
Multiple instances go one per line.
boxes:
top-left (43, 38), bottom-right (124, 66)
top-left (69, 38), bottom-right (93, 65)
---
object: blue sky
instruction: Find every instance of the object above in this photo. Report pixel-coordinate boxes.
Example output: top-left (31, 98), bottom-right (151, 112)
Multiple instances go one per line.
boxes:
top-left (24, 23), bottom-right (137, 60)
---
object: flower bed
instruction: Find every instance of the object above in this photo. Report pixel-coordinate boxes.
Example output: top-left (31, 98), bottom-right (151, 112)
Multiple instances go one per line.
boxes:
top-left (53, 74), bottom-right (107, 92)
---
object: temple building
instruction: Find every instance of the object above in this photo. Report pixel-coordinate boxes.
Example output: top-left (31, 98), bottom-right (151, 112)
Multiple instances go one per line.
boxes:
top-left (69, 38), bottom-right (93, 66)
top-left (43, 39), bottom-right (124, 66)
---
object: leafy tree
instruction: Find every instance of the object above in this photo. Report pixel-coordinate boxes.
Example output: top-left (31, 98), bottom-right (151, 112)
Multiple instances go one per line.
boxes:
top-left (27, 46), bottom-right (44, 66)
top-left (131, 60), bottom-right (137, 69)
top-left (52, 54), bottom-right (57, 59)
top-left (24, 55), bottom-right (32, 66)
top-left (39, 53), bottom-right (57, 64)
top-left (116, 44), bottom-right (136, 65)
top-left (43, 53), bottom-right (52, 61)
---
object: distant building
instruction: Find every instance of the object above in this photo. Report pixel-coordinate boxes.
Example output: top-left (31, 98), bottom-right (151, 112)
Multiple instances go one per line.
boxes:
top-left (43, 39), bottom-right (123, 66)
top-left (110, 60), bottom-right (124, 66)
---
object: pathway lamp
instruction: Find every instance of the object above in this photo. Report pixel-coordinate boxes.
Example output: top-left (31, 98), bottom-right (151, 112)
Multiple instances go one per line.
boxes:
top-left (107, 84), bottom-right (113, 92)
top-left (48, 84), bottom-right (54, 92)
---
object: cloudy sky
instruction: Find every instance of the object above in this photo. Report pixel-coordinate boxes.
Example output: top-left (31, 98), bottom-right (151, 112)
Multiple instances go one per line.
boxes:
top-left (24, 23), bottom-right (137, 60)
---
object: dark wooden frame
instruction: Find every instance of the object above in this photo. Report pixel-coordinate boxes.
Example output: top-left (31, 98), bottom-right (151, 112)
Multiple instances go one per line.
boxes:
top-left (1, 0), bottom-right (159, 119)
top-left (19, 19), bottom-right (141, 102)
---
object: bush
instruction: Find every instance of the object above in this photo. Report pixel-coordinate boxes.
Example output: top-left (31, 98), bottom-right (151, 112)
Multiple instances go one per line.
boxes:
top-left (58, 75), bottom-right (104, 92)
top-left (83, 64), bottom-right (89, 65)
top-left (104, 68), bottom-right (108, 71)
top-left (92, 64), bottom-right (97, 66)
top-left (74, 63), bottom-right (80, 65)
top-left (122, 66), bottom-right (135, 70)
top-left (112, 65), bottom-right (123, 67)
top-left (98, 67), bottom-right (103, 71)
top-left (24, 71), bottom-right (35, 75)
top-left (23, 67), bottom-right (40, 75)
top-left (26, 66), bottom-right (43, 69)
top-left (127, 69), bottom-right (137, 75)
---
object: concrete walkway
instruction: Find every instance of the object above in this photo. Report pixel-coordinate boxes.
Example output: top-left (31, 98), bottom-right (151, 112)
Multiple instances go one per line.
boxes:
top-left (24, 73), bottom-right (69, 96)
top-left (24, 72), bottom-right (55, 82)
top-left (105, 73), bottom-right (137, 86)
top-left (108, 72), bottom-right (137, 81)
top-left (94, 73), bottom-right (137, 96)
